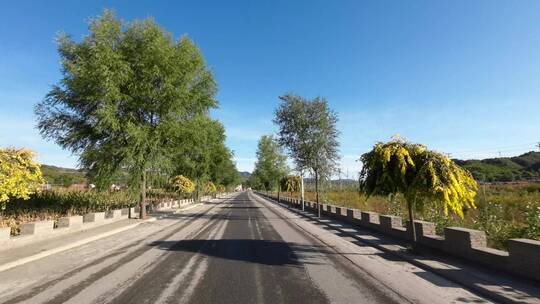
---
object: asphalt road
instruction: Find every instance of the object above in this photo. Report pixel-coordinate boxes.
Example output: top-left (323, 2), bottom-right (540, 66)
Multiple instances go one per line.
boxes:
top-left (0, 192), bottom-right (490, 304)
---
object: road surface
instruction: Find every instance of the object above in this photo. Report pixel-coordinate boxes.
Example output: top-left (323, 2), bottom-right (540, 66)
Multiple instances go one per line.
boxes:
top-left (0, 192), bottom-right (490, 304)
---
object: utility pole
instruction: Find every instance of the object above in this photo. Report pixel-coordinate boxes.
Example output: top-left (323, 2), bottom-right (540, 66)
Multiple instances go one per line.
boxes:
top-left (537, 142), bottom-right (540, 152)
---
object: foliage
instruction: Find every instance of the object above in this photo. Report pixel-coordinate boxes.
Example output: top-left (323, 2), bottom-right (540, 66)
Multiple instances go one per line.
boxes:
top-left (360, 139), bottom-right (477, 218)
top-left (280, 176), bottom-right (300, 193)
top-left (170, 175), bottom-right (195, 195)
top-left (34, 10), bottom-right (218, 217)
top-left (0, 189), bottom-right (136, 234)
top-left (280, 182), bottom-right (540, 250)
top-left (250, 135), bottom-right (288, 190)
top-left (204, 181), bottom-right (217, 194)
top-left (0, 148), bottom-right (44, 209)
top-left (274, 94), bottom-right (340, 179)
top-left (216, 184), bottom-right (226, 193)
top-left (172, 116), bottom-right (240, 187)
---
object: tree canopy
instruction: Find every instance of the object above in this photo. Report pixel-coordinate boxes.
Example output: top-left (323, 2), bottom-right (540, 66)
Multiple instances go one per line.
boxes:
top-left (280, 175), bottom-right (301, 193)
top-left (171, 116), bottom-right (240, 189)
top-left (170, 175), bottom-right (195, 195)
top-left (359, 139), bottom-right (478, 218)
top-left (35, 10), bottom-right (230, 216)
top-left (250, 135), bottom-right (288, 190)
top-left (273, 94), bottom-right (340, 179)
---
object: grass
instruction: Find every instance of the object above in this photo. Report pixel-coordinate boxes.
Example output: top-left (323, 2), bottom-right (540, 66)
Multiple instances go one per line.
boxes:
top-left (275, 182), bottom-right (540, 250)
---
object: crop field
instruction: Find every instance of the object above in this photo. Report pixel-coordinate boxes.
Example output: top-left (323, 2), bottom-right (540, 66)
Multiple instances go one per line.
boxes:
top-left (275, 182), bottom-right (540, 250)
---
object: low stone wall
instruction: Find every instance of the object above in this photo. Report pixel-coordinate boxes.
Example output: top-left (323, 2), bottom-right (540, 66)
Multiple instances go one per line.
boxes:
top-left (154, 198), bottom-right (196, 212)
top-left (258, 193), bottom-right (540, 282)
top-left (0, 208), bottom-right (130, 252)
top-left (0, 194), bottom-right (228, 251)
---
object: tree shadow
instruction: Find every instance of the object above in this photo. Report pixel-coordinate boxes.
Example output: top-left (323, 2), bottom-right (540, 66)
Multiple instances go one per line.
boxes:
top-left (220, 206), bottom-right (261, 209)
top-left (148, 239), bottom-right (338, 267)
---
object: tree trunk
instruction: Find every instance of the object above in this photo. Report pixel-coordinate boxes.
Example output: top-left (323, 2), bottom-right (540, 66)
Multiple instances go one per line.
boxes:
top-left (301, 174), bottom-right (305, 211)
top-left (408, 199), bottom-right (417, 248)
top-left (277, 180), bottom-right (281, 204)
top-left (196, 179), bottom-right (200, 202)
top-left (315, 170), bottom-right (320, 218)
top-left (139, 170), bottom-right (147, 219)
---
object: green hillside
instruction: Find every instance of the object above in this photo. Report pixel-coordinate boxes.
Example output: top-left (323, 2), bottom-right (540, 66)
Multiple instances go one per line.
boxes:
top-left (40, 165), bottom-right (87, 186)
top-left (454, 151), bottom-right (540, 182)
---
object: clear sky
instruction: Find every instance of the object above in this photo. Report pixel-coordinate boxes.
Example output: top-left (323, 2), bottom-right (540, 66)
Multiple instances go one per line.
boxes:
top-left (1, 1), bottom-right (540, 175)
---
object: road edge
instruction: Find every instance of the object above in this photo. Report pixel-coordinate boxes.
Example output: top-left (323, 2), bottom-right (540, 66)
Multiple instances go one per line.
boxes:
top-left (252, 192), bottom-right (534, 304)
top-left (0, 217), bottom-right (157, 273)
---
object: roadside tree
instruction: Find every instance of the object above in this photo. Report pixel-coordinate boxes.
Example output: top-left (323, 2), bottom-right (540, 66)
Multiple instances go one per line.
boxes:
top-left (359, 138), bottom-right (477, 246)
top-left (35, 11), bottom-right (217, 218)
top-left (274, 94), bottom-right (340, 217)
top-left (0, 148), bottom-right (44, 209)
top-left (251, 135), bottom-right (288, 191)
top-left (170, 175), bottom-right (195, 198)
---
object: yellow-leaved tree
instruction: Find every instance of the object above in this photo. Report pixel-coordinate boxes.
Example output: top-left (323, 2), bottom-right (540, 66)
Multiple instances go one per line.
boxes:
top-left (0, 148), bottom-right (44, 209)
top-left (204, 182), bottom-right (217, 195)
top-left (359, 138), bottom-right (477, 245)
top-left (280, 176), bottom-right (300, 197)
top-left (170, 175), bottom-right (195, 197)
top-left (216, 184), bottom-right (226, 193)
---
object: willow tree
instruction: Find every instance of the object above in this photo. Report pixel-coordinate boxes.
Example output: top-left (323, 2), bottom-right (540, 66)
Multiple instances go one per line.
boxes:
top-left (0, 148), bottom-right (44, 209)
top-left (280, 175), bottom-right (300, 197)
top-left (274, 94), bottom-right (340, 217)
top-left (359, 139), bottom-right (477, 245)
top-left (35, 11), bottom-right (217, 218)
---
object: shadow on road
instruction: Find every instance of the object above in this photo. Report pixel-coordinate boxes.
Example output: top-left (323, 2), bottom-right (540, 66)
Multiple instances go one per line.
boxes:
top-left (149, 239), bottom-right (335, 267)
top-left (220, 206), bottom-right (261, 209)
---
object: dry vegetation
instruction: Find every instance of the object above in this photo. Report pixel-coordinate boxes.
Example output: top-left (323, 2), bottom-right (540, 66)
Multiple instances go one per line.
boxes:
top-left (276, 182), bottom-right (540, 250)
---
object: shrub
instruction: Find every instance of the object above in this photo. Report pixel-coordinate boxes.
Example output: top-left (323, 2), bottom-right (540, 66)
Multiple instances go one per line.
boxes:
top-left (0, 148), bottom-right (44, 209)
top-left (0, 189), bottom-right (137, 235)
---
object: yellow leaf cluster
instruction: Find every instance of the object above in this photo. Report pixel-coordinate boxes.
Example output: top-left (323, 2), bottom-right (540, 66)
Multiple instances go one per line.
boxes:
top-left (0, 148), bottom-right (44, 207)
top-left (360, 140), bottom-right (477, 218)
top-left (216, 184), bottom-right (226, 193)
top-left (280, 176), bottom-right (300, 192)
top-left (204, 181), bottom-right (217, 194)
top-left (170, 175), bottom-right (195, 194)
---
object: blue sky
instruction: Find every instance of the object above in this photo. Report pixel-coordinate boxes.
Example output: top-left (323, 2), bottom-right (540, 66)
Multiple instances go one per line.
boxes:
top-left (1, 1), bottom-right (540, 174)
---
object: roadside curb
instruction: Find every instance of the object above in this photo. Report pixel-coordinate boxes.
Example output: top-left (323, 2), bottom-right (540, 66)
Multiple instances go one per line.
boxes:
top-left (0, 217), bottom-right (157, 273)
top-left (256, 194), bottom-right (539, 304)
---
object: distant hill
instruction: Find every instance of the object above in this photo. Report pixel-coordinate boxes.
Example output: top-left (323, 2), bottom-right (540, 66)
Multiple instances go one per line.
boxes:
top-left (40, 164), bottom-right (87, 186)
top-left (239, 171), bottom-right (251, 180)
top-left (454, 151), bottom-right (540, 182)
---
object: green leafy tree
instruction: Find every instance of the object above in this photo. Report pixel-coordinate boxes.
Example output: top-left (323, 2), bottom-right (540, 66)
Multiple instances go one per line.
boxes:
top-left (359, 138), bottom-right (477, 245)
top-left (0, 148), bottom-right (44, 209)
top-left (35, 10), bottom-right (217, 218)
top-left (171, 116), bottom-right (239, 199)
top-left (251, 135), bottom-right (288, 191)
top-left (274, 94), bottom-right (340, 216)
